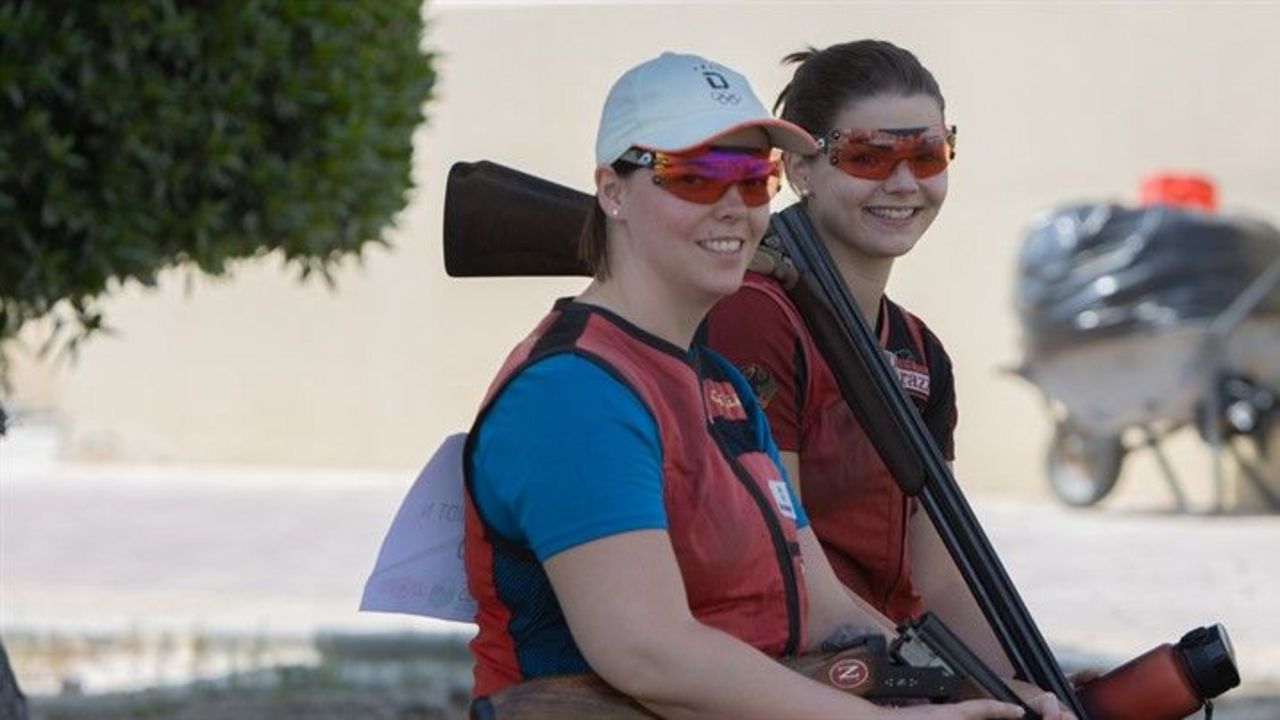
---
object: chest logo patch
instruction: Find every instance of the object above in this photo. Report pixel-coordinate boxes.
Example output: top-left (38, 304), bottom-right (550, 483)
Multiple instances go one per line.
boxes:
top-left (888, 352), bottom-right (930, 398)
top-left (703, 379), bottom-right (748, 421)
top-left (768, 479), bottom-right (797, 520)
top-left (896, 368), bottom-right (930, 396)
top-left (742, 363), bottom-right (778, 409)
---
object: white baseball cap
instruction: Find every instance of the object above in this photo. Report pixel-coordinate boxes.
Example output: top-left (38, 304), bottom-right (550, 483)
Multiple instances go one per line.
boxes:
top-left (594, 52), bottom-right (817, 165)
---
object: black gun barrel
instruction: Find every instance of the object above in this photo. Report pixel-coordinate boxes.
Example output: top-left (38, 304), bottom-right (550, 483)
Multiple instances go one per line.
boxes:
top-left (769, 205), bottom-right (1086, 717)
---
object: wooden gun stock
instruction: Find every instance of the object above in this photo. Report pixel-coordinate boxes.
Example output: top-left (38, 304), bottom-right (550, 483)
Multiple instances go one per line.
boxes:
top-left (443, 161), bottom-right (593, 278)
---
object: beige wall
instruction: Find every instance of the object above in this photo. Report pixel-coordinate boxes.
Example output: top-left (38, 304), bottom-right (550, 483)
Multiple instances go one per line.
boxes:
top-left (11, 2), bottom-right (1280, 498)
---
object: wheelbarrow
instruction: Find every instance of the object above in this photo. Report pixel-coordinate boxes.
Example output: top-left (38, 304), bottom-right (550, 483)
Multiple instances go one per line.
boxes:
top-left (1011, 201), bottom-right (1280, 510)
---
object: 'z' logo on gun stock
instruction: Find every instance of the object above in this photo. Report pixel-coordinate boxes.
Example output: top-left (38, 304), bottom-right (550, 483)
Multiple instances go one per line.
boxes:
top-left (828, 658), bottom-right (871, 690)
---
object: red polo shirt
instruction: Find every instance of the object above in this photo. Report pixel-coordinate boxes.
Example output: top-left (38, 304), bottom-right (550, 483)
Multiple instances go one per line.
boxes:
top-left (707, 272), bottom-right (957, 622)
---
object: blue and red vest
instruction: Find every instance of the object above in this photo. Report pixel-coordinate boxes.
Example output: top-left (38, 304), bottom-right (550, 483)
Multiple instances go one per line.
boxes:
top-left (463, 300), bottom-right (808, 697)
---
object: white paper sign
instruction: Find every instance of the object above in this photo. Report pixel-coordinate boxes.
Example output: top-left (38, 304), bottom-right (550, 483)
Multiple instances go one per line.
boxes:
top-left (360, 433), bottom-right (477, 622)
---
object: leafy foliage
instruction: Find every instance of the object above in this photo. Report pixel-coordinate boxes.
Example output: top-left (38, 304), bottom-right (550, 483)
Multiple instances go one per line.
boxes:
top-left (0, 0), bottom-right (435, 386)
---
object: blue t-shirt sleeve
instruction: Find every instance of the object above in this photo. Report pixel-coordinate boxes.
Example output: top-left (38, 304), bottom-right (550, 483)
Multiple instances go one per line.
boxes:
top-left (469, 354), bottom-right (667, 562)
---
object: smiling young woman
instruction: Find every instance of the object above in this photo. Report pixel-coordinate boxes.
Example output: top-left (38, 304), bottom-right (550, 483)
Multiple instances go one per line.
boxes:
top-left (705, 39), bottom-right (1077, 719)
top-left (799, 94), bottom-right (952, 275)
top-left (579, 128), bottom-right (777, 333)
top-left (708, 39), bottom-right (960, 624)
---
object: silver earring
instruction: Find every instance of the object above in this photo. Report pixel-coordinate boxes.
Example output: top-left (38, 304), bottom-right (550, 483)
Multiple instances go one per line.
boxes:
top-left (611, 208), bottom-right (620, 217)
top-left (799, 189), bottom-right (813, 199)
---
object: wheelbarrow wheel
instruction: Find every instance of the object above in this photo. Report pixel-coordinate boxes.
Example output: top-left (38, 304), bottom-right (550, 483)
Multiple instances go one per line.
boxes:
top-left (1046, 423), bottom-right (1125, 506)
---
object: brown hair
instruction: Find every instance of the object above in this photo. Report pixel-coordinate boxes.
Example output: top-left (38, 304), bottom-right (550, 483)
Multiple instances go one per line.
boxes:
top-left (577, 160), bottom-right (639, 279)
top-left (774, 40), bottom-right (946, 137)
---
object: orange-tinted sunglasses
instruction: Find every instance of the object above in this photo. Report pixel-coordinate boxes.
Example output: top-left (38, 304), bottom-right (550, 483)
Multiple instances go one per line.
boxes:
top-left (617, 146), bottom-right (782, 207)
top-left (818, 125), bottom-right (957, 180)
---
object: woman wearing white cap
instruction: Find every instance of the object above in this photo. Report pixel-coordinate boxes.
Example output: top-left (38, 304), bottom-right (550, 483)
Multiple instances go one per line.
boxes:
top-left (462, 52), bottom-right (1026, 719)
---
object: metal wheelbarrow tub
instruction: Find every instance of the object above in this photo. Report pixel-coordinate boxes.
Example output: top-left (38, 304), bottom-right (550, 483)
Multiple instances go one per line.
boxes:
top-left (1013, 203), bottom-right (1280, 507)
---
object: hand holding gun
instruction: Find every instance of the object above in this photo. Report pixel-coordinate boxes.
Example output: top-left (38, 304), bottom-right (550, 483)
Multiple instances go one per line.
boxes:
top-left (472, 612), bottom-right (1037, 719)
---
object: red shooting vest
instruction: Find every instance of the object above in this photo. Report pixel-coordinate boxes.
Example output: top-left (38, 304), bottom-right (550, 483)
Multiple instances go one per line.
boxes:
top-left (464, 300), bottom-right (808, 697)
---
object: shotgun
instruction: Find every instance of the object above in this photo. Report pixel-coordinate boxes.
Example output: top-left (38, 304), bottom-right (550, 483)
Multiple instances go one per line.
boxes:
top-left (443, 160), bottom-right (1241, 720)
top-left (472, 613), bottom-right (1024, 719)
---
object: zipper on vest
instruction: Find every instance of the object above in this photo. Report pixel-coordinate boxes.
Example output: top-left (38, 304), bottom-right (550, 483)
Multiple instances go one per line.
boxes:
top-left (709, 429), bottom-right (803, 657)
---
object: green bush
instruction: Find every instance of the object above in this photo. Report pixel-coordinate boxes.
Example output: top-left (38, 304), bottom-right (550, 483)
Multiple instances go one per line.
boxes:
top-left (0, 0), bottom-right (435, 387)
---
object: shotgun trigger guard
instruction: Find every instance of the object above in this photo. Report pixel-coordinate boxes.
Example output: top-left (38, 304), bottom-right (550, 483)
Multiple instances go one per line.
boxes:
top-left (859, 624), bottom-right (965, 701)
top-left (891, 624), bottom-right (957, 673)
top-left (894, 614), bottom-right (1040, 718)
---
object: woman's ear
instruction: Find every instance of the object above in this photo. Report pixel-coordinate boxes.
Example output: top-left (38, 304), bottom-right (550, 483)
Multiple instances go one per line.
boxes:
top-left (783, 151), bottom-right (814, 199)
top-left (595, 165), bottom-right (624, 217)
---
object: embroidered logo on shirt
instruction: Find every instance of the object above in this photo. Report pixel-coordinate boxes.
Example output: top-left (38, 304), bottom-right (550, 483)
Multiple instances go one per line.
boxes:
top-left (742, 363), bottom-right (778, 409)
top-left (888, 351), bottom-right (930, 398)
top-left (703, 380), bottom-right (748, 421)
top-left (768, 479), bottom-right (797, 520)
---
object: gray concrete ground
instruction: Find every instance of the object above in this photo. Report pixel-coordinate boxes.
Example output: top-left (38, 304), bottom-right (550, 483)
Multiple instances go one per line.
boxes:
top-left (977, 499), bottom-right (1278, 690)
top-left (3, 436), bottom-right (1277, 713)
